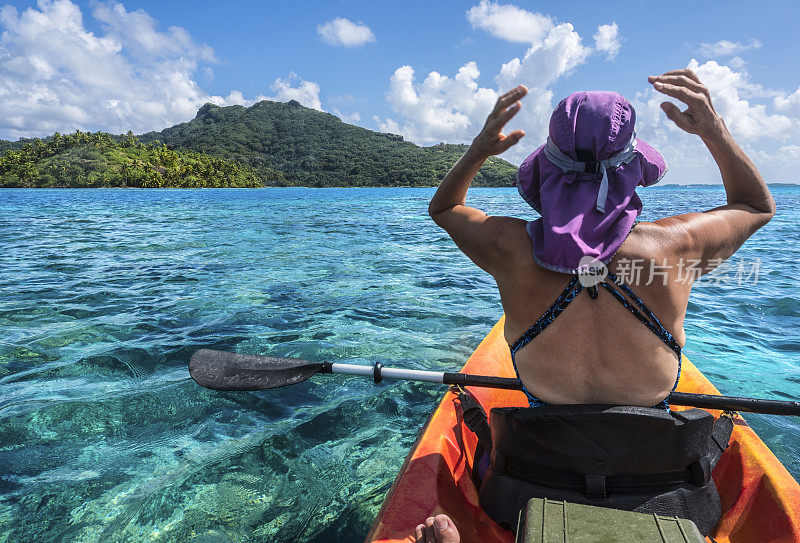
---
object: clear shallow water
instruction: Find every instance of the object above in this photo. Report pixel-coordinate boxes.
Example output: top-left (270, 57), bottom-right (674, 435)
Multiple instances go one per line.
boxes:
top-left (0, 186), bottom-right (798, 542)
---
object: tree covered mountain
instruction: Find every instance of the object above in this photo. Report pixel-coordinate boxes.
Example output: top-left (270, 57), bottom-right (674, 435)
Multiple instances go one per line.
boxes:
top-left (0, 131), bottom-right (274, 188)
top-left (139, 100), bottom-right (517, 187)
top-left (0, 99), bottom-right (518, 187)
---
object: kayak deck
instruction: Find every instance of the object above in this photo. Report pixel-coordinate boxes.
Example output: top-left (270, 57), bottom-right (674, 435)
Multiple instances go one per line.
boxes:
top-left (366, 317), bottom-right (800, 543)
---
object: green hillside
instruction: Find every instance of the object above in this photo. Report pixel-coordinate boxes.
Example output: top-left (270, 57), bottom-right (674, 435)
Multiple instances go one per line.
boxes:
top-left (0, 139), bottom-right (26, 154)
top-left (0, 131), bottom-right (279, 188)
top-left (139, 100), bottom-right (517, 187)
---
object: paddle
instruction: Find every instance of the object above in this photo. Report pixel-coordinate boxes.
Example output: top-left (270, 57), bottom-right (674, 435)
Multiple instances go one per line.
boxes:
top-left (188, 349), bottom-right (800, 416)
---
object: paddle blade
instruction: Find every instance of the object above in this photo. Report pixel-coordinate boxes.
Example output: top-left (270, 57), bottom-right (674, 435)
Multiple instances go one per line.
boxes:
top-left (189, 349), bottom-right (325, 391)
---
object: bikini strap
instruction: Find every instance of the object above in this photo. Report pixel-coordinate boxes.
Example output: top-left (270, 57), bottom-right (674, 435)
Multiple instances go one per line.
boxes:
top-left (509, 275), bottom-right (583, 356)
top-left (603, 271), bottom-right (682, 357)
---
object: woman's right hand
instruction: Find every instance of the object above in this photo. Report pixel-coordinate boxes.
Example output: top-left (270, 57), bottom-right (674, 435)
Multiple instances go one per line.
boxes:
top-left (648, 69), bottom-right (726, 142)
top-left (469, 85), bottom-right (528, 159)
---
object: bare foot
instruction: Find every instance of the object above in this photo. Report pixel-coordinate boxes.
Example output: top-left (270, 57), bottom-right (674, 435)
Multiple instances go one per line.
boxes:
top-left (414, 514), bottom-right (460, 543)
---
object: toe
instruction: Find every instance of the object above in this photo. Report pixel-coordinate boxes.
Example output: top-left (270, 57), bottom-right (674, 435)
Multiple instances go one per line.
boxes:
top-left (433, 514), bottom-right (460, 543)
top-left (414, 524), bottom-right (425, 543)
top-left (424, 517), bottom-right (436, 543)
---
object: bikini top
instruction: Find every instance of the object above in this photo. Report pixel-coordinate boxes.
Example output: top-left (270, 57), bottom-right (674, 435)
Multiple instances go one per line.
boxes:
top-left (508, 271), bottom-right (682, 409)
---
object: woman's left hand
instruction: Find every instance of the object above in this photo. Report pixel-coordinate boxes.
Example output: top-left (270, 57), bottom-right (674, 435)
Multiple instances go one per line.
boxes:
top-left (470, 85), bottom-right (528, 159)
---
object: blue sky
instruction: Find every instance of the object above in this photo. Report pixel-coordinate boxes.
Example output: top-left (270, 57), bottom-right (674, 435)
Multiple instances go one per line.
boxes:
top-left (1, 0), bottom-right (798, 182)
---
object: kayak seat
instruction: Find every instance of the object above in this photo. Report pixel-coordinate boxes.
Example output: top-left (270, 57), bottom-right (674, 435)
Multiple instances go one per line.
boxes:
top-left (476, 404), bottom-right (732, 536)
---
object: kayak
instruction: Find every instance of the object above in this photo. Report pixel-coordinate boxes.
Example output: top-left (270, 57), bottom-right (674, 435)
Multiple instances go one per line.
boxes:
top-left (366, 317), bottom-right (800, 543)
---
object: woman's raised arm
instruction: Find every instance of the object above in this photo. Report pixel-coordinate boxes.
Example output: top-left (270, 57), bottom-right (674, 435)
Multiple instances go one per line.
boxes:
top-left (428, 85), bottom-right (528, 275)
top-left (645, 69), bottom-right (775, 272)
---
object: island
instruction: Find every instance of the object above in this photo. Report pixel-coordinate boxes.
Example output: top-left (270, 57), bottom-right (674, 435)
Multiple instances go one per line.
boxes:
top-left (0, 100), bottom-right (518, 188)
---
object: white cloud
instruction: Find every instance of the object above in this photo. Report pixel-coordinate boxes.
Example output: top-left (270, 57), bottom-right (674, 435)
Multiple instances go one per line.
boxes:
top-left (750, 145), bottom-right (800, 168)
top-left (496, 22), bottom-right (591, 90)
top-left (689, 59), bottom-right (794, 139)
top-left (317, 17), bottom-right (375, 47)
top-left (0, 0), bottom-right (322, 139)
top-left (92, 2), bottom-right (217, 63)
top-left (698, 38), bottom-right (762, 58)
top-left (727, 56), bottom-right (746, 70)
top-left (594, 23), bottom-right (621, 60)
top-left (205, 75), bottom-right (322, 112)
top-left (374, 116), bottom-right (401, 135)
top-left (214, 90), bottom-right (248, 106)
top-left (267, 74), bottom-right (323, 111)
top-left (379, 2), bottom-right (620, 162)
top-left (379, 62), bottom-right (498, 144)
top-left (333, 108), bottom-right (361, 124)
top-left (775, 86), bottom-right (800, 114)
top-left (466, 0), bottom-right (553, 44)
top-left (492, 21), bottom-right (596, 153)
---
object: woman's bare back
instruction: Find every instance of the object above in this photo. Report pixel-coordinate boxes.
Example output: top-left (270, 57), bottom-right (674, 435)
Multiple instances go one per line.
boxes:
top-left (497, 219), bottom-right (689, 406)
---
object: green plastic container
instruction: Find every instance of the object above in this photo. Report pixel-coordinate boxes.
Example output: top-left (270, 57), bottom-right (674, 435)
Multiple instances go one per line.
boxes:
top-left (515, 498), bottom-right (705, 543)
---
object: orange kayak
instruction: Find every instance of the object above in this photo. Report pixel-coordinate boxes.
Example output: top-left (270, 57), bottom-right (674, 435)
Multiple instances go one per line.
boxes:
top-left (366, 317), bottom-right (800, 543)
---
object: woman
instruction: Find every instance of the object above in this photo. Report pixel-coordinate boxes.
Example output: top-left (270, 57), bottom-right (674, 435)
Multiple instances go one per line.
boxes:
top-left (415, 68), bottom-right (775, 543)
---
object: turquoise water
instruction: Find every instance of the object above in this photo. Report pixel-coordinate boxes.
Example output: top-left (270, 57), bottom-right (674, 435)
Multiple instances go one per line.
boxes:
top-left (0, 187), bottom-right (798, 542)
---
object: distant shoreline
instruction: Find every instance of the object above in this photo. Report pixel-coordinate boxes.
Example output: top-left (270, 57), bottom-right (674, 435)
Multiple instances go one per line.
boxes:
top-left (1, 182), bottom-right (798, 189)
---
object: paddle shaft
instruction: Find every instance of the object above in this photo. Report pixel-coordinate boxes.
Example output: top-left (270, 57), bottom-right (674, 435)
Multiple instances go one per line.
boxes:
top-left (324, 362), bottom-right (521, 389)
top-left (322, 362), bottom-right (800, 416)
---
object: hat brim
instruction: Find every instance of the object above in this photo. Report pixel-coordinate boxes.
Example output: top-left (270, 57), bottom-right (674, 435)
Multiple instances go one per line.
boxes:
top-left (514, 143), bottom-right (546, 213)
top-left (634, 138), bottom-right (668, 186)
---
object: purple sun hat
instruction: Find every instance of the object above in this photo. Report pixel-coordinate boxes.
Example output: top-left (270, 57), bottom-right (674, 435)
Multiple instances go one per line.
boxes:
top-left (515, 91), bottom-right (667, 274)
